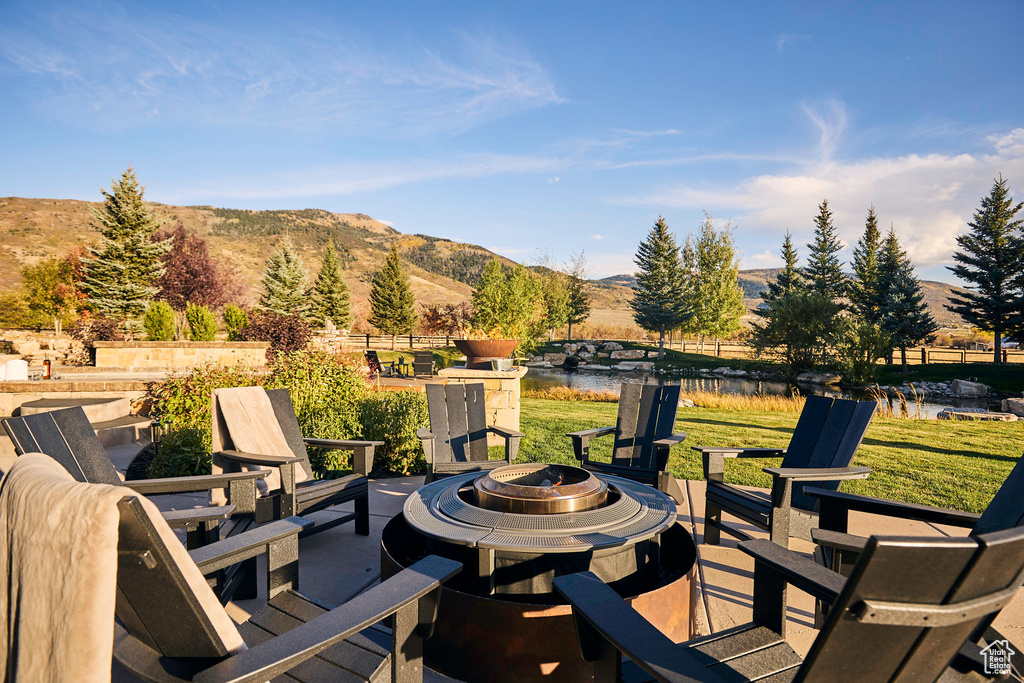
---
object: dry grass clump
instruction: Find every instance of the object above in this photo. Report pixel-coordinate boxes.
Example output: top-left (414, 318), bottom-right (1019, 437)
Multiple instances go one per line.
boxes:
top-left (522, 387), bottom-right (620, 402)
top-left (866, 384), bottom-right (925, 419)
top-left (680, 390), bottom-right (805, 413)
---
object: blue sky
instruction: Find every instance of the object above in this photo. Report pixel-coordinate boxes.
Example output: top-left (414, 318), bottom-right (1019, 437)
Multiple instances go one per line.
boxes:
top-left (2, 1), bottom-right (1022, 282)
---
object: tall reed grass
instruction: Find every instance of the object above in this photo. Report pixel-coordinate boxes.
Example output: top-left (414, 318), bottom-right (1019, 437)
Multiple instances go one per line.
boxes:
top-left (866, 384), bottom-right (926, 419)
top-left (523, 386), bottom-right (806, 412)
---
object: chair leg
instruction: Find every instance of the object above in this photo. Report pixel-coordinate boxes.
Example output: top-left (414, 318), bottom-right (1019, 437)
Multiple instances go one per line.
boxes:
top-left (355, 493), bottom-right (370, 536)
top-left (704, 499), bottom-right (722, 545)
top-left (233, 557), bottom-right (259, 601)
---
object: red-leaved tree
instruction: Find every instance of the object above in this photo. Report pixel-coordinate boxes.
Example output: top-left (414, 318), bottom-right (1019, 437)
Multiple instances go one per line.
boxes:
top-left (152, 223), bottom-right (235, 310)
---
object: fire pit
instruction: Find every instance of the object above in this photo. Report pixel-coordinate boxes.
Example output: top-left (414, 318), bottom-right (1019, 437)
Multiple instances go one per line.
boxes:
top-left (381, 464), bottom-right (697, 681)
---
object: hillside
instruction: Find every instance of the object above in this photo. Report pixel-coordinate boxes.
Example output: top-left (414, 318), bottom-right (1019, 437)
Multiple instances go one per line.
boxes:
top-left (1, 196), bottom-right (966, 331)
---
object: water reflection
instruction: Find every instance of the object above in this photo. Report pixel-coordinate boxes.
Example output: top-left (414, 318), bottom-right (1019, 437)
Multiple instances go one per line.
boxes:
top-left (521, 368), bottom-right (997, 419)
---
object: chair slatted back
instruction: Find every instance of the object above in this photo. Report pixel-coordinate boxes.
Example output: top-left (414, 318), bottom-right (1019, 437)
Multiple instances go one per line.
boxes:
top-left (365, 351), bottom-right (385, 376)
top-left (2, 408), bottom-right (122, 485)
top-left (413, 351), bottom-right (434, 377)
top-left (777, 395), bottom-right (834, 469)
top-left (974, 454), bottom-right (1024, 535)
top-left (265, 388), bottom-right (315, 480)
top-left (610, 384), bottom-right (681, 471)
top-left (786, 398), bottom-right (876, 512)
top-left (425, 383), bottom-right (489, 464)
top-left (799, 527), bottom-right (1024, 682)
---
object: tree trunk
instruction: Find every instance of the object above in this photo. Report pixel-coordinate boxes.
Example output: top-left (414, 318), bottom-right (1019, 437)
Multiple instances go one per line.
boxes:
top-left (900, 345), bottom-right (908, 374)
top-left (658, 324), bottom-right (666, 360)
top-left (391, 334), bottom-right (396, 351)
top-left (567, 321), bottom-right (573, 341)
top-left (994, 331), bottom-right (1003, 364)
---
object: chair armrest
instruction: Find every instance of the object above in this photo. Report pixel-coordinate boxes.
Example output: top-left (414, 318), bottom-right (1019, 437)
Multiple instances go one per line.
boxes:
top-left (810, 528), bottom-right (869, 554)
top-left (567, 426), bottom-right (615, 462)
top-left (692, 446), bottom-right (786, 458)
top-left (804, 486), bottom-right (980, 529)
top-left (218, 449), bottom-right (305, 466)
top-left (161, 505), bottom-right (235, 530)
top-left (124, 470), bottom-right (266, 495)
top-left (417, 428), bottom-right (436, 464)
top-left (653, 433), bottom-right (688, 449)
top-left (488, 425), bottom-right (525, 439)
top-left (739, 538), bottom-right (846, 604)
top-left (189, 516), bottom-right (314, 575)
top-left (304, 438), bottom-right (380, 475)
top-left (192, 556), bottom-right (463, 683)
top-left (553, 571), bottom-right (711, 683)
top-left (763, 466), bottom-right (872, 482)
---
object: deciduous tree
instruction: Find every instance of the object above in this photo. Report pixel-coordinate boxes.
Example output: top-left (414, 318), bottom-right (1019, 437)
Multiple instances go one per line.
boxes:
top-left (21, 249), bottom-right (87, 335)
top-left (565, 251), bottom-right (592, 341)
top-left (472, 259), bottom-right (543, 348)
top-left (688, 212), bottom-right (745, 347)
top-left (947, 176), bottom-right (1024, 364)
top-left (153, 223), bottom-right (231, 311)
top-left (630, 216), bottom-right (691, 359)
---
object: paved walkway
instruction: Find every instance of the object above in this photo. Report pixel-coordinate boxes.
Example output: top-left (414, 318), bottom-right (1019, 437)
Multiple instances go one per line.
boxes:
top-left (125, 475), bottom-right (1023, 680)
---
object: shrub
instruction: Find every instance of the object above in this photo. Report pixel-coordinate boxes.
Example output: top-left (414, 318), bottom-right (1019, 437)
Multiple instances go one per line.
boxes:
top-left (358, 389), bottom-right (429, 475)
top-left (236, 311), bottom-right (312, 359)
top-left (223, 304), bottom-right (249, 341)
top-left (149, 362), bottom-right (266, 433)
top-left (268, 349), bottom-right (365, 446)
top-left (143, 301), bottom-right (176, 341)
top-left (186, 302), bottom-right (218, 341)
top-left (834, 320), bottom-right (890, 385)
top-left (147, 427), bottom-right (210, 478)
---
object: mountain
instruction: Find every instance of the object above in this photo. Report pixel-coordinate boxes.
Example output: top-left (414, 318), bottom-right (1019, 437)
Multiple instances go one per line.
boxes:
top-left (0, 196), bottom-right (966, 331)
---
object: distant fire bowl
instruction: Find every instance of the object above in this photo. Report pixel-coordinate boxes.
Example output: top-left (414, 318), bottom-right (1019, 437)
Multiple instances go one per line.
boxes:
top-left (453, 339), bottom-right (519, 370)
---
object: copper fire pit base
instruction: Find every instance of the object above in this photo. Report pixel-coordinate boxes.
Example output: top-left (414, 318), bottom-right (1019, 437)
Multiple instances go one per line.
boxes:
top-left (381, 517), bottom-right (697, 683)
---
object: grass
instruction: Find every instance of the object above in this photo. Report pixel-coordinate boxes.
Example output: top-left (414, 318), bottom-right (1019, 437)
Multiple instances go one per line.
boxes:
top-left (517, 397), bottom-right (1024, 514)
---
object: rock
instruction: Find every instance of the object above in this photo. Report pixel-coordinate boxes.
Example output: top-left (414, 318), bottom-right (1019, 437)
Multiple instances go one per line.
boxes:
top-left (796, 372), bottom-right (842, 385)
top-left (610, 349), bottom-right (645, 359)
top-left (950, 379), bottom-right (989, 397)
top-left (578, 363), bottom-right (613, 371)
top-left (678, 398), bottom-right (695, 408)
top-left (713, 366), bottom-right (748, 378)
top-left (597, 352), bottom-right (610, 358)
top-left (563, 343), bottom-right (579, 354)
top-left (584, 345), bottom-right (597, 353)
top-left (1003, 398), bottom-right (1024, 417)
top-left (602, 342), bottom-right (623, 351)
top-left (647, 351), bottom-right (660, 359)
top-left (529, 356), bottom-right (544, 363)
top-left (12, 340), bottom-right (40, 356)
top-left (612, 361), bottom-right (655, 371)
top-left (937, 407), bottom-right (1017, 422)
top-left (578, 351), bottom-right (593, 360)
top-left (543, 353), bottom-right (567, 365)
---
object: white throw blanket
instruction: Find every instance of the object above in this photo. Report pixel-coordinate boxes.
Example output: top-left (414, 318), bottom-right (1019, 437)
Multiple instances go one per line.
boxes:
top-left (210, 386), bottom-right (307, 506)
top-left (0, 453), bottom-right (124, 683)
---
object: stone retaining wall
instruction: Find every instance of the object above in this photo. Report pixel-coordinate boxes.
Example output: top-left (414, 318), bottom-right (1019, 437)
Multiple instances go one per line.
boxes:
top-left (91, 341), bottom-right (269, 370)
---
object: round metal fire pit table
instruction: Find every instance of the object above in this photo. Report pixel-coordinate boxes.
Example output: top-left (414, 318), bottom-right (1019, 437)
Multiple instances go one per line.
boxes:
top-left (473, 463), bottom-right (608, 514)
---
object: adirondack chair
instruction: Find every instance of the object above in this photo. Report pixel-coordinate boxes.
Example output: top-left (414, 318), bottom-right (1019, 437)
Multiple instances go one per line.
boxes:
top-left (417, 382), bottom-right (524, 484)
top-left (566, 384), bottom-right (687, 504)
top-left (554, 526), bottom-right (1024, 682)
top-left (692, 395), bottom-right (876, 547)
top-left (413, 350), bottom-right (436, 378)
top-left (213, 387), bottom-right (381, 538)
top-left (365, 350), bottom-right (395, 378)
top-left (0, 455), bottom-right (464, 683)
top-left (2, 406), bottom-right (270, 601)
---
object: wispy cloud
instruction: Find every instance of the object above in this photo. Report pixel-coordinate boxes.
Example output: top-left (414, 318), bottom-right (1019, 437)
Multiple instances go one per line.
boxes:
top-left (0, 8), bottom-right (561, 135)
top-left (546, 177), bottom-right (560, 184)
top-left (802, 99), bottom-right (848, 163)
top-left (775, 33), bottom-right (810, 51)
top-left (590, 234), bottom-right (605, 240)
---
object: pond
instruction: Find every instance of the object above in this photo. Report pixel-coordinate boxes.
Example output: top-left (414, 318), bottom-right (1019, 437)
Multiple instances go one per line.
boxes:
top-left (520, 367), bottom-right (998, 419)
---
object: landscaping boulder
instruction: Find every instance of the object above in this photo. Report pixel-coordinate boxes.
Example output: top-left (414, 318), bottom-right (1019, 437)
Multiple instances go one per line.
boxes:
top-left (578, 351), bottom-right (593, 360)
top-left (543, 353), bottom-right (566, 365)
top-left (611, 361), bottom-right (654, 371)
top-left (563, 343), bottom-right (579, 354)
top-left (584, 344), bottom-right (597, 353)
top-left (678, 398), bottom-right (695, 408)
top-left (950, 379), bottom-right (989, 397)
top-left (602, 342), bottom-right (623, 351)
top-left (12, 340), bottom-right (40, 356)
top-left (796, 372), bottom-right (842, 385)
top-left (597, 352), bottom-right (610, 358)
top-left (1003, 397), bottom-right (1024, 417)
top-left (610, 349), bottom-right (645, 359)
top-left (937, 407), bottom-right (1017, 422)
top-left (713, 367), bottom-right (749, 378)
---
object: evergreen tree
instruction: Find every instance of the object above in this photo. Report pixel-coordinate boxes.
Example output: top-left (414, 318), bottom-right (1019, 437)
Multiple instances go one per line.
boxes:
top-left (565, 251), bottom-right (592, 340)
top-left (878, 227), bottom-right (938, 372)
top-left (947, 176), bottom-right (1024, 364)
top-left (368, 245), bottom-right (417, 338)
top-left (849, 205), bottom-right (883, 322)
top-left (259, 237), bottom-right (311, 318)
top-left (629, 216), bottom-right (691, 359)
top-left (689, 212), bottom-right (746, 345)
top-left (310, 241), bottom-right (352, 330)
top-left (80, 167), bottom-right (169, 328)
top-left (755, 231), bottom-right (804, 318)
top-left (804, 199), bottom-right (845, 302)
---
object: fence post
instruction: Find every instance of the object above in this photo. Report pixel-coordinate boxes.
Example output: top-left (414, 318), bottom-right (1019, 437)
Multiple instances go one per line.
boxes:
top-left (961, 350), bottom-right (966, 364)
top-left (410, 333), bottom-right (414, 348)
top-left (715, 340), bottom-right (721, 356)
top-left (445, 335), bottom-right (450, 348)
top-left (921, 348), bottom-right (927, 365)
top-left (365, 334), bottom-right (370, 349)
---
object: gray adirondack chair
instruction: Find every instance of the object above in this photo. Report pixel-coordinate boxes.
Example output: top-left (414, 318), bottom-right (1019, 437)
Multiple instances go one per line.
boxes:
top-left (2, 406), bottom-right (269, 600)
top-left (692, 395), bottom-right (875, 547)
top-left (413, 350), bottom-right (435, 378)
top-left (566, 384), bottom-right (687, 504)
top-left (0, 461), bottom-right (464, 683)
top-left (365, 350), bottom-right (395, 378)
top-left (416, 382), bottom-right (524, 484)
top-left (215, 388), bottom-right (381, 537)
top-left (554, 526), bottom-right (1024, 682)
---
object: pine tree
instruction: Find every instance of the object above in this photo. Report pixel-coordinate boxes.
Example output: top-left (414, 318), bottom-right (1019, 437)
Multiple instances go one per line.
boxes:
top-left (689, 212), bottom-right (745, 345)
top-left (878, 227), bottom-right (937, 372)
top-left (368, 245), bottom-right (417, 338)
top-left (310, 242), bottom-right (352, 330)
top-left (565, 252), bottom-right (591, 340)
top-left (755, 231), bottom-right (804, 318)
top-left (79, 167), bottom-right (169, 327)
top-left (849, 205), bottom-right (883, 322)
top-left (259, 237), bottom-right (311, 318)
top-left (947, 176), bottom-right (1024, 364)
top-left (804, 199), bottom-right (845, 302)
top-left (630, 216), bottom-right (691, 359)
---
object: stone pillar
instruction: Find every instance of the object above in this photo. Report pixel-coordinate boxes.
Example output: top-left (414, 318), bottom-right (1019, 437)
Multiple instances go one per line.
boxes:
top-left (436, 366), bottom-right (528, 447)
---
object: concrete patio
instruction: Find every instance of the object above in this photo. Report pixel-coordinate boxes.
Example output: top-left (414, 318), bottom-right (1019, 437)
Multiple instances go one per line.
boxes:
top-left (122, 471), bottom-right (1023, 681)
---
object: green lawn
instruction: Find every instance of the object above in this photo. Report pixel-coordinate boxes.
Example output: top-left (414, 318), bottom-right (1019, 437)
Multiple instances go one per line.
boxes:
top-left (517, 397), bottom-right (1024, 514)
